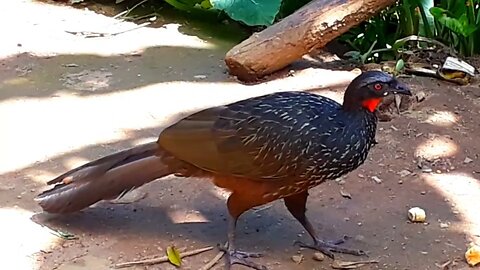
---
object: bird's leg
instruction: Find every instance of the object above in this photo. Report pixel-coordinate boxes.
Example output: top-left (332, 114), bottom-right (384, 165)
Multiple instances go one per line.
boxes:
top-left (223, 193), bottom-right (267, 270)
top-left (284, 191), bottom-right (366, 258)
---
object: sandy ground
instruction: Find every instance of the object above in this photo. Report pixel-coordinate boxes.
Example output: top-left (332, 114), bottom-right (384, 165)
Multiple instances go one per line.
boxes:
top-left (1, 1), bottom-right (480, 270)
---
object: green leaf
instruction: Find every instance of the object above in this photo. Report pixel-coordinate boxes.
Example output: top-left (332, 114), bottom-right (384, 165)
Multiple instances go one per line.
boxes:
top-left (167, 246), bottom-right (182, 267)
top-left (430, 7), bottom-right (477, 37)
top-left (395, 59), bottom-right (405, 72)
top-left (210, 0), bottom-right (282, 26)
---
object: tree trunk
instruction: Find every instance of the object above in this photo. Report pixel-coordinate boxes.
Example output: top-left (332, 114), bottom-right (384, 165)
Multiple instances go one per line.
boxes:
top-left (225, 0), bottom-right (395, 81)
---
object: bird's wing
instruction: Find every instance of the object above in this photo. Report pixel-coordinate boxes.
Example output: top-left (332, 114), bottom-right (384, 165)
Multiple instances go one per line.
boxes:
top-left (158, 92), bottom-right (322, 181)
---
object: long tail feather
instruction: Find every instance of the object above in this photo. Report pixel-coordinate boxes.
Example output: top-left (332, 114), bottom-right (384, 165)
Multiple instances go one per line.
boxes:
top-left (35, 142), bottom-right (171, 213)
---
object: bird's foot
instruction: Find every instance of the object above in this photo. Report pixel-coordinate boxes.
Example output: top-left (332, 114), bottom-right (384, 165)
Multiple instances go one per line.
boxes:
top-left (220, 245), bottom-right (266, 270)
top-left (295, 236), bottom-right (366, 258)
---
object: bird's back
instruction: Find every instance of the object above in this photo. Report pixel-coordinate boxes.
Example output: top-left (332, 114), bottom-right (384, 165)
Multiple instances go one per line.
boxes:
top-left (159, 91), bottom-right (377, 185)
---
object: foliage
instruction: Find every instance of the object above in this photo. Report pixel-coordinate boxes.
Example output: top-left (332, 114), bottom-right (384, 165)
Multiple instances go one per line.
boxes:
top-left (209, 0), bottom-right (281, 26)
top-left (341, 0), bottom-right (480, 60)
top-left (160, 0), bottom-right (310, 26)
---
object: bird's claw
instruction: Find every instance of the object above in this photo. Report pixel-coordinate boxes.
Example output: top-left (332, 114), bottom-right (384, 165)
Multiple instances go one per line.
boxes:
top-left (294, 236), bottom-right (366, 258)
top-left (223, 249), bottom-right (266, 270)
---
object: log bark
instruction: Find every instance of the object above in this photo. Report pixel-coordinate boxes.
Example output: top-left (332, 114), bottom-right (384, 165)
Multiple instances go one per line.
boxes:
top-left (225, 0), bottom-right (395, 81)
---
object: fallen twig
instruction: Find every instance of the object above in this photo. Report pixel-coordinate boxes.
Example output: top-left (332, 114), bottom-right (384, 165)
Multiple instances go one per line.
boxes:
top-left (331, 259), bottom-right (379, 269)
top-left (65, 22), bottom-right (151, 38)
top-left (114, 246), bottom-right (213, 268)
top-left (199, 242), bottom-right (228, 270)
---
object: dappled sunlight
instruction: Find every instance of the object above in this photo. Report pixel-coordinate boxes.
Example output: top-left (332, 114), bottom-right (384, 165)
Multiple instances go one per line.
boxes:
top-left (424, 111), bottom-right (459, 127)
top-left (0, 207), bottom-right (60, 270)
top-left (422, 172), bottom-right (480, 240)
top-left (0, 67), bottom-right (357, 176)
top-left (63, 156), bottom-right (91, 170)
top-left (415, 135), bottom-right (458, 159)
top-left (1, 1), bottom-right (215, 59)
top-left (167, 208), bottom-right (211, 224)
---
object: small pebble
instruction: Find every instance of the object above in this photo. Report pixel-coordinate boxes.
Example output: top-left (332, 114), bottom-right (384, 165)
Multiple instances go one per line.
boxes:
top-left (398, 169), bottom-right (412, 177)
top-left (371, 176), bottom-right (382, 184)
top-left (440, 223), bottom-right (449, 228)
top-left (420, 191), bottom-right (427, 195)
top-left (422, 167), bottom-right (433, 173)
top-left (464, 157), bottom-right (473, 164)
top-left (312, 252), bottom-right (324, 261)
top-left (291, 254), bottom-right (303, 264)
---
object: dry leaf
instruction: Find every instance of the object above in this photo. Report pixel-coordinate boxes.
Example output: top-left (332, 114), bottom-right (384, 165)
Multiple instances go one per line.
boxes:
top-left (167, 246), bottom-right (182, 267)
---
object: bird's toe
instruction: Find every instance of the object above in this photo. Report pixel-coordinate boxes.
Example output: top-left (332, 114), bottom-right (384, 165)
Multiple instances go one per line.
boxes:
top-left (225, 250), bottom-right (266, 270)
top-left (295, 237), bottom-right (366, 258)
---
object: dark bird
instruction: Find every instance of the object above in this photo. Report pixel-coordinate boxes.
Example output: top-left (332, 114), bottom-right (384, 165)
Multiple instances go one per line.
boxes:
top-left (35, 71), bottom-right (411, 270)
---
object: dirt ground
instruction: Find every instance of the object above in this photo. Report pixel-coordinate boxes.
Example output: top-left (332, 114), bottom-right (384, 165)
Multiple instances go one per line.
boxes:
top-left (1, 1), bottom-right (480, 270)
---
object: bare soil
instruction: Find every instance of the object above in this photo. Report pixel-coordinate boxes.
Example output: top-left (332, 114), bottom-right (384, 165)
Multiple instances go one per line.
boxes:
top-left (1, 1), bottom-right (480, 270)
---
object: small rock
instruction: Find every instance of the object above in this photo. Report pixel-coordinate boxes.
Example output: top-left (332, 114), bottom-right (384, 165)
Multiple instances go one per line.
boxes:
top-left (291, 254), bottom-right (303, 264)
top-left (16, 195), bottom-right (22, 199)
top-left (440, 223), bottom-right (449, 228)
top-left (421, 251), bottom-right (428, 255)
top-left (312, 252), bottom-right (324, 261)
top-left (415, 91), bottom-right (426, 102)
top-left (464, 157), bottom-right (473, 164)
top-left (371, 176), bottom-right (382, 184)
top-left (420, 191), bottom-right (427, 195)
top-left (194, 74), bottom-right (207, 79)
top-left (398, 180), bottom-right (403, 184)
top-left (398, 169), bottom-right (412, 177)
top-left (422, 167), bottom-right (433, 173)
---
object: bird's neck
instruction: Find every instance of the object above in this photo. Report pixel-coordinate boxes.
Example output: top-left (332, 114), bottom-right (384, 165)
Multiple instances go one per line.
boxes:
top-left (343, 98), bottom-right (382, 113)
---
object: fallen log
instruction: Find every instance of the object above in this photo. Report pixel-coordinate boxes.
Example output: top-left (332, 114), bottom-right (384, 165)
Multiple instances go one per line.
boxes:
top-left (225, 0), bottom-right (395, 81)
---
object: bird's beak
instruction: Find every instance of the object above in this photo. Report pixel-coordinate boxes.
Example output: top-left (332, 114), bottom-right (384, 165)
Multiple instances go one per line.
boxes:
top-left (389, 79), bottom-right (412, 96)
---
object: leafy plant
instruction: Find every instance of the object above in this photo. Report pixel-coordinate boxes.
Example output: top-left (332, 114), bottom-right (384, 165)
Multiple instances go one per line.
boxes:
top-left (210, 0), bottom-right (282, 26)
top-left (160, 0), bottom-right (311, 26)
top-left (429, 0), bottom-right (480, 56)
top-left (340, 0), bottom-right (480, 61)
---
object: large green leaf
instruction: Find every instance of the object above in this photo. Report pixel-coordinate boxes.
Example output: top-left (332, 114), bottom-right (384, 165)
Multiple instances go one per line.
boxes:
top-left (210, 0), bottom-right (282, 26)
top-left (430, 7), bottom-right (477, 37)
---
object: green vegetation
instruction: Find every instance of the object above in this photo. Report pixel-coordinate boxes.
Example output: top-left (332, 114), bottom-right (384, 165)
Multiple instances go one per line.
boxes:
top-left (342, 0), bottom-right (480, 61)
top-left (108, 0), bottom-right (480, 59)
top-left (155, 0), bottom-right (310, 26)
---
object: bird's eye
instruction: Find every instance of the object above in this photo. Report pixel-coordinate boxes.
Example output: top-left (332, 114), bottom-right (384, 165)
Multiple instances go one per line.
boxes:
top-left (374, 83), bottom-right (382, 91)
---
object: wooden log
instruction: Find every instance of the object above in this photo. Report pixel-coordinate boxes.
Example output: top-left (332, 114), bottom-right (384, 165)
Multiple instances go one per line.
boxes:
top-left (225, 0), bottom-right (395, 81)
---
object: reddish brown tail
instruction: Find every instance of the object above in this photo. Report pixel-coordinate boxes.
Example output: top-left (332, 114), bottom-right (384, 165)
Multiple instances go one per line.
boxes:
top-left (35, 142), bottom-right (172, 213)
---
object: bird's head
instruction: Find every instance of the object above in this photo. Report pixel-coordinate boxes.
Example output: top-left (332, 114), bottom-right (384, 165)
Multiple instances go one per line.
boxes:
top-left (343, 71), bottom-right (412, 112)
